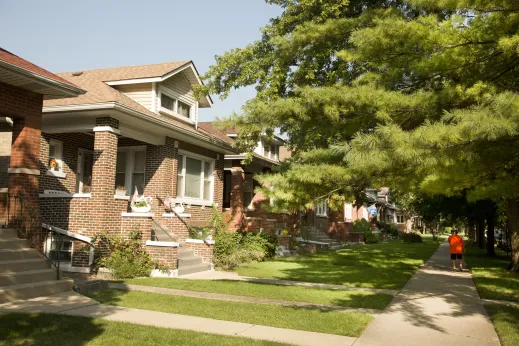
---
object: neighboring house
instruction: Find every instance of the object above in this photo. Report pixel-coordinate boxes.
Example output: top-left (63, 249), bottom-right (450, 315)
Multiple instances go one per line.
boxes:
top-left (1, 59), bottom-right (237, 275)
top-left (198, 122), bottom-right (297, 234)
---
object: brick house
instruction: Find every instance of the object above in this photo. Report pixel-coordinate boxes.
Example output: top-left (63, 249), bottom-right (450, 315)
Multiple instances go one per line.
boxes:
top-left (198, 122), bottom-right (298, 237)
top-left (1, 59), bottom-right (238, 275)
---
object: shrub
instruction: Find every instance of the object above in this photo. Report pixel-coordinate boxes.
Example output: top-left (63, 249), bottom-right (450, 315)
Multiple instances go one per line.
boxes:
top-left (401, 232), bottom-right (423, 243)
top-left (93, 231), bottom-right (164, 279)
top-left (188, 226), bottom-right (212, 240)
top-left (353, 219), bottom-right (371, 233)
top-left (259, 231), bottom-right (279, 259)
top-left (365, 232), bottom-right (380, 244)
top-left (213, 231), bottom-right (267, 270)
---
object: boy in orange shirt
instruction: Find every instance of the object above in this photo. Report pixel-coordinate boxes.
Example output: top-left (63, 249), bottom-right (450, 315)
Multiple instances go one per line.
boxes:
top-left (448, 229), bottom-right (464, 271)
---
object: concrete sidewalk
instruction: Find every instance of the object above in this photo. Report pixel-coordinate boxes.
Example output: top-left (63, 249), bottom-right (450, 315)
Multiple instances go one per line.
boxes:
top-left (0, 291), bottom-right (356, 346)
top-left (354, 242), bottom-right (501, 346)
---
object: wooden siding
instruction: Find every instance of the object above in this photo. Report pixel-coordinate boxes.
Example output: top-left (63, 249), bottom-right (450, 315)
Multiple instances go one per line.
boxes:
top-left (159, 72), bottom-right (198, 122)
top-left (117, 83), bottom-right (153, 111)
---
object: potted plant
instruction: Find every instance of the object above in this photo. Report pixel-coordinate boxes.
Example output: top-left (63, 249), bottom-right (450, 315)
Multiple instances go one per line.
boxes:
top-left (131, 196), bottom-right (152, 213)
top-left (115, 185), bottom-right (127, 196)
top-left (49, 158), bottom-right (60, 171)
top-left (173, 202), bottom-right (185, 214)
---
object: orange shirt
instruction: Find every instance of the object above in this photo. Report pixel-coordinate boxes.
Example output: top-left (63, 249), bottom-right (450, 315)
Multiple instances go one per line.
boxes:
top-left (448, 235), bottom-right (464, 254)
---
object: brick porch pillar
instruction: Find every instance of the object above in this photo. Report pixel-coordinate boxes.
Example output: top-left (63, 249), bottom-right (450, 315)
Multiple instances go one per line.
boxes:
top-left (91, 117), bottom-right (119, 234)
top-left (229, 167), bottom-right (245, 230)
top-left (144, 136), bottom-right (176, 213)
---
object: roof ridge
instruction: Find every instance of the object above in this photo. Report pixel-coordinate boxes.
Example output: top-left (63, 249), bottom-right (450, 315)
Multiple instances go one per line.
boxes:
top-left (55, 60), bottom-right (191, 76)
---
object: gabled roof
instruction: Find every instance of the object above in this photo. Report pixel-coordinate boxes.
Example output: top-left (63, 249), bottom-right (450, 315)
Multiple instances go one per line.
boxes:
top-left (198, 122), bottom-right (235, 145)
top-left (0, 47), bottom-right (85, 99)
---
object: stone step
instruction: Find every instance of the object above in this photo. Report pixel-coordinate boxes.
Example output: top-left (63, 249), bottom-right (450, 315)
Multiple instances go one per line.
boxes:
top-left (0, 258), bottom-right (51, 274)
top-left (177, 263), bottom-right (211, 276)
top-left (0, 228), bottom-right (18, 239)
top-left (177, 255), bottom-right (203, 267)
top-left (0, 279), bottom-right (74, 304)
top-left (0, 248), bottom-right (41, 261)
top-left (0, 268), bottom-right (57, 287)
top-left (0, 238), bottom-right (30, 250)
top-left (178, 247), bottom-right (194, 256)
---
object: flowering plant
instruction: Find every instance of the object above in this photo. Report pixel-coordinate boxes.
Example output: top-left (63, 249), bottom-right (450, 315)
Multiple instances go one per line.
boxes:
top-left (49, 158), bottom-right (59, 171)
top-left (282, 229), bottom-right (289, 236)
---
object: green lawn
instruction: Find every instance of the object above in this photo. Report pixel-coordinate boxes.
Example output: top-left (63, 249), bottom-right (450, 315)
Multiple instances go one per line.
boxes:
top-left (115, 278), bottom-right (393, 310)
top-left (464, 245), bottom-right (519, 303)
top-left (0, 312), bottom-right (286, 346)
top-left (89, 289), bottom-right (373, 337)
top-left (237, 237), bottom-right (441, 290)
top-left (485, 304), bottom-right (519, 346)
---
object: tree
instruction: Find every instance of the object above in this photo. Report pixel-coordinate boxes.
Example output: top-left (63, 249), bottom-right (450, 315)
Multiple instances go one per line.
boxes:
top-left (203, 0), bottom-right (519, 269)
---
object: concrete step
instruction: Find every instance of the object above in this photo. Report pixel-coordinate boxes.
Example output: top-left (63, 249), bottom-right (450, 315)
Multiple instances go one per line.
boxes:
top-left (178, 255), bottom-right (203, 266)
top-left (0, 268), bottom-right (57, 287)
top-left (0, 258), bottom-right (51, 274)
top-left (177, 263), bottom-right (211, 276)
top-left (0, 279), bottom-right (74, 304)
top-left (178, 247), bottom-right (194, 256)
top-left (0, 238), bottom-right (30, 250)
top-left (0, 228), bottom-right (18, 239)
top-left (151, 221), bottom-right (178, 242)
top-left (0, 248), bottom-right (41, 261)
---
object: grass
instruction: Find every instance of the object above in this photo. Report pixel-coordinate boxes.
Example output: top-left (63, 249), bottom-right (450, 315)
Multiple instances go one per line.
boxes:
top-left (485, 304), bottom-right (519, 346)
top-left (237, 236), bottom-right (442, 290)
top-left (115, 278), bottom-right (393, 310)
top-left (464, 245), bottom-right (519, 303)
top-left (0, 312), bottom-right (286, 346)
top-left (88, 289), bottom-right (373, 337)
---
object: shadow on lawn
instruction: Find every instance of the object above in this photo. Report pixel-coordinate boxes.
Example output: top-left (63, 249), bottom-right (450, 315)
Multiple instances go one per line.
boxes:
top-left (0, 312), bottom-right (105, 345)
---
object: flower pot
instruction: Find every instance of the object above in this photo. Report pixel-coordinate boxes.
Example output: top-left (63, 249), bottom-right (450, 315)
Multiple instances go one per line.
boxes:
top-left (131, 205), bottom-right (152, 213)
top-left (115, 190), bottom-right (127, 196)
top-left (174, 205), bottom-right (185, 214)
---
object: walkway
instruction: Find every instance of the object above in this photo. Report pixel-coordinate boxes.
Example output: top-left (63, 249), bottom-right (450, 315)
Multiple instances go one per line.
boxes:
top-left (180, 270), bottom-right (399, 296)
top-left (0, 291), bottom-right (356, 346)
top-left (108, 282), bottom-right (381, 315)
top-left (354, 242), bottom-right (500, 346)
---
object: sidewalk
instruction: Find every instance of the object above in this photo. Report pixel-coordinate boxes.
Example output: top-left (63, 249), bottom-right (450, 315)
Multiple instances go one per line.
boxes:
top-left (0, 291), bottom-right (356, 346)
top-left (353, 242), bottom-right (501, 346)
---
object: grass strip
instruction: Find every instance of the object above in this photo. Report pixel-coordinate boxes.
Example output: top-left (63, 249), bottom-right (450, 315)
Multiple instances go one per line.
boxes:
top-left (465, 245), bottom-right (519, 303)
top-left (89, 289), bottom-right (373, 337)
top-left (485, 304), bottom-right (519, 346)
top-left (237, 237), bottom-right (441, 290)
top-left (0, 312), bottom-right (286, 346)
top-left (116, 278), bottom-right (393, 310)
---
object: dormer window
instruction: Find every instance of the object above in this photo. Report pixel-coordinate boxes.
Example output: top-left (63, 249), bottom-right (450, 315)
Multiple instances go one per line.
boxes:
top-left (178, 100), bottom-right (190, 118)
top-left (159, 91), bottom-right (192, 121)
top-left (161, 94), bottom-right (175, 112)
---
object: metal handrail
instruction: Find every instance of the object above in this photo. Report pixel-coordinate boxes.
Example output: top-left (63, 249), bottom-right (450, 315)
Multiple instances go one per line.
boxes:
top-left (7, 193), bottom-right (64, 280)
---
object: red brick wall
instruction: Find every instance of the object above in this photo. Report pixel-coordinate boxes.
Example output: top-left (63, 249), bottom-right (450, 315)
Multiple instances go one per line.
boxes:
top-left (184, 241), bottom-right (213, 264)
top-left (121, 215), bottom-right (152, 246)
top-left (146, 244), bottom-right (178, 269)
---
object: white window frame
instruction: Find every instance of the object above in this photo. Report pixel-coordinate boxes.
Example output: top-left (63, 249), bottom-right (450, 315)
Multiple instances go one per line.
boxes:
top-left (316, 201), bottom-right (328, 217)
top-left (344, 203), bottom-right (353, 221)
top-left (48, 139), bottom-right (64, 173)
top-left (117, 146), bottom-right (146, 196)
top-left (76, 148), bottom-right (93, 193)
top-left (243, 173), bottom-right (254, 210)
top-left (397, 215), bottom-right (405, 224)
top-left (44, 233), bottom-right (73, 265)
top-left (158, 86), bottom-right (194, 124)
top-left (176, 150), bottom-right (214, 205)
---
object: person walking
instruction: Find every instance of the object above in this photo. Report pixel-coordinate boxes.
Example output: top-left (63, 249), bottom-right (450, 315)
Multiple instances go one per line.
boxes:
top-left (448, 229), bottom-right (464, 271)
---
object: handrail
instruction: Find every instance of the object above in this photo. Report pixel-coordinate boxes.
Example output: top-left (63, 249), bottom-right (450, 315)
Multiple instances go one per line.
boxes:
top-left (7, 193), bottom-right (66, 280)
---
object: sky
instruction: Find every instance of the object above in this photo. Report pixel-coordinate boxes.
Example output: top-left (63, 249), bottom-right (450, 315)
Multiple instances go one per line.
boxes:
top-left (0, 0), bottom-right (281, 121)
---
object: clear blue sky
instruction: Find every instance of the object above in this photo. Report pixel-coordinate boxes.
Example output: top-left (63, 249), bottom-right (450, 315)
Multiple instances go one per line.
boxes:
top-left (0, 0), bottom-right (281, 121)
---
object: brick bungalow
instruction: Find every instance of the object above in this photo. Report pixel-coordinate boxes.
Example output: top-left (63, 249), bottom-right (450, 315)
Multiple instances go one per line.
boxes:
top-left (1, 60), bottom-right (238, 275)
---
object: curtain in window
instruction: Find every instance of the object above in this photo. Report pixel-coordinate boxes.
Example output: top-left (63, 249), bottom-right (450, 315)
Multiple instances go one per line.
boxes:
top-left (185, 157), bottom-right (201, 198)
top-left (178, 101), bottom-right (190, 118)
top-left (177, 155), bottom-right (184, 196)
top-left (115, 152), bottom-right (127, 190)
top-left (203, 161), bottom-right (211, 200)
top-left (132, 151), bottom-right (145, 195)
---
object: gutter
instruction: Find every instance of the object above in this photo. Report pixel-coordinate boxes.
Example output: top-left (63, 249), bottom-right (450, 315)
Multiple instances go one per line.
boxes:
top-left (0, 60), bottom-right (85, 97)
top-left (43, 102), bottom-right (237, 154)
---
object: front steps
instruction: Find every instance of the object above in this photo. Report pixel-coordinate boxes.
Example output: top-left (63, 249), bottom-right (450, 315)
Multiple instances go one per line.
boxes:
top-left (305, 229), bottom-right (342, 250)
top-left (0, 228), bottom-right (73, 303)
top-left (177, 246), bottom-right (211, 276)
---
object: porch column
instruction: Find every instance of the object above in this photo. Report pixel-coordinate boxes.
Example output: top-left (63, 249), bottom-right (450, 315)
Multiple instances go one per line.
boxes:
top-left (91, 117), bottom-right (119, 233)
top-left (229, 167), bottom-right (245, 230)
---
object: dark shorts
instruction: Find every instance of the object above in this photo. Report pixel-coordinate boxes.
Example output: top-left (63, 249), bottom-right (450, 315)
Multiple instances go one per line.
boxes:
top-left (451, 253), bottom-right (463, 260)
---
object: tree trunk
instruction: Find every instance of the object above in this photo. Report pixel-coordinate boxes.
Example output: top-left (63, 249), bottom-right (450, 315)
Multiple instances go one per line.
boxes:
top-left (476, 216), bottom-right (486, 249)
top-left (468, 219), bottom-right (476, 242)
top-left (505, 198), bottom-right (519, 271)
top-left (486, 203), bottom-right (496, 257)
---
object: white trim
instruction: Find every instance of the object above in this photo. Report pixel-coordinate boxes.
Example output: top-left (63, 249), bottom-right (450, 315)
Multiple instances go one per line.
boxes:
top-left (8, 167), bottom-right (40, 175)
top-left (117, 146), bottom-right (146, 195)
top-left (205, 240), bottom-right (215, 245)
top-left (295, 238), bottom-right (330, 246)
top-left (162, 213), bottom-right (191, 218)
top-left (225, 155), bottom-right (247, 160)
top-left (106, 77), bottom-right (161, 86)
top-left (40, 192), bottom-right (91, 198)
top-left (178, 150), bottom-right (215, 162)
top-left (46, 170), bottom-right (66, 178)
top-left (0, 188), bottom-right (8, 193)
top-left (42, 223), bottom-right (92, 244)
top-left (0, 117), bottom-right (13, 125)
top-left (159, 108), bottom-right (195, 125)
top-left (76, 148), bottom-right (93, 193)
top-left (151, 82), bottom-right (157, 112)
top-left (172, 198), bottom-right (213, 207)
top-left (114, 195), bottom-right (130, 200)
top-left (185, 239), bottom-right (204, 244)
top-left (145, 240), bottom-right (179, 247)
top-left (121, 212), bottom-right (154, 217)
top-left (60, 265), bottom-right (91, 273)
top-left (93, 126), bottom-right (120, 134)
top-left (176, 151), bottom-right (215, 204)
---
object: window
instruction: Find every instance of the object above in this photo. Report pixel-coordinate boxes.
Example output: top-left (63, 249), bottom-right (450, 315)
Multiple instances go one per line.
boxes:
top-left (223, 171), bottom-right (232, 208)
top-left (344, 203), bottom-right (353, 221)
top-left (159, 92), bottom-right (192, 120)
top-left (48, 139), bottom-right (63, 172)
top-left (45, 233), bottom-right (72, 263)
top-left (263, 142), bottom-right (271, 158)
top-left (116, 147), bottom-right (146, 195)
top-left (176, 152), bottom-right (214, 202)
top-left (76, 149), bottom-right (93, 193)
top-left (397, 215), bottom-right (405, 224)
top-left (316, 201), bottom-right (327, 217)
top-left (243, 173), bottom-right (254, 209)
top-left (386, 214), bottom-right (393, 222)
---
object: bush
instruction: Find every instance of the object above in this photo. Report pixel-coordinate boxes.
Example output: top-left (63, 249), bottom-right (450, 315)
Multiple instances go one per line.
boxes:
top-left (259, 231), bottom-right (279, 259)
top-left (365, 232), bottom-right (380, 244)
top-left (188, 226), bottom-right (212, 240)
top-left (93, 231), bottom-right (165, 279)
top-left (353, 219), bottom-right (371, 233)
top-left (376, 221), bottom-right (399, 237)
top-left (213, 231), bottom-right (267, 270)
top-left (401, 232), bottom-right (423, 243)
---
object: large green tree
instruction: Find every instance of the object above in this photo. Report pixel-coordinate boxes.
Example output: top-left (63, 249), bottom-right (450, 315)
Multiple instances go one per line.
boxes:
top-left (203, 0), bottom-right (519, 269)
